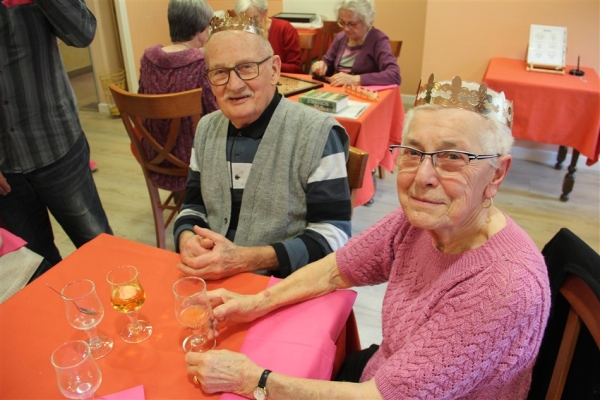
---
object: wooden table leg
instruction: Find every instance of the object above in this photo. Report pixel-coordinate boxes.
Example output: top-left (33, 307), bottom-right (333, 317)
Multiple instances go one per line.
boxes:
top-left (555, 145), bottom-right (568, 170)
top-left (560, 148), bottom-right (579, 202)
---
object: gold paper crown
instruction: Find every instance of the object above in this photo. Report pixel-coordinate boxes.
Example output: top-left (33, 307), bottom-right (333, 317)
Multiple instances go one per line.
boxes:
top-left (209, 12), bottom-right (264, 37)
top-left (414, 74), bottom-right (513, 129)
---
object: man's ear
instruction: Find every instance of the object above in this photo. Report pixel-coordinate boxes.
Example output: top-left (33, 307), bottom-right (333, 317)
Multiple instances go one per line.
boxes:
top-left (485, 155), bottom-right (512, 199)
top-left (270, 55), bottom-right (281, 86)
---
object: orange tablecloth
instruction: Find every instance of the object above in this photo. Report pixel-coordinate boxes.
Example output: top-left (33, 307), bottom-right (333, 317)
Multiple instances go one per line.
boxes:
top-left (0, 234), bottom-right (357, 399)
top-left (482, 57), bottom-right (600, 166)
top-left (286, 74), bottom-right (404, 205)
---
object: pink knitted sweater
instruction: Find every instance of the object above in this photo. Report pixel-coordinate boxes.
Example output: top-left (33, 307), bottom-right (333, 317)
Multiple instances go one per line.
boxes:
top-left (337, 208), bottom-right (550, 400)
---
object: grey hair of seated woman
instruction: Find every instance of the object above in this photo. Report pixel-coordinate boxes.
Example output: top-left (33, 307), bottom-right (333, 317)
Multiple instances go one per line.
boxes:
top-left (168, 0), bottom-right (213, 42)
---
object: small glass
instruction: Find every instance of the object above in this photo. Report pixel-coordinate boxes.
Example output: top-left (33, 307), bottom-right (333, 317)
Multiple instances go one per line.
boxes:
top-left (51, 340), bottom-right (102, 399)
top-left (61, 279), bottom-right (113, 359)
top-left (172, 277), bottom-right (216, 353)
top-left (106, 265), bottom-right (152, 343)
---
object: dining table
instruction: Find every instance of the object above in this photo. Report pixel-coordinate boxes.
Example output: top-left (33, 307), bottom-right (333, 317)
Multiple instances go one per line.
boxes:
top-left (285, 73), bottom-right (404, 206)
top-left (482, 57), bottom-right (600, 201)
top-left (0, 234), bottom-right (359, 399)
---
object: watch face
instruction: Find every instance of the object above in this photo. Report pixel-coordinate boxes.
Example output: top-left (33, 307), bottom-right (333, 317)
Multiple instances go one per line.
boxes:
top-left (253, 387), bottom-right (267, 400)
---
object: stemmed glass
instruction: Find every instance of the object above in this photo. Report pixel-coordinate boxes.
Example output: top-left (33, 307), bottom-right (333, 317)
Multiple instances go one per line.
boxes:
top-left (106, 265), bottom-right (153, 343)
top-left (51, 340), bottom-right (102, 399)
top-left (172, 277), bottom-right (216, 353)
top-left (61, 279), bottom-right (113, 359)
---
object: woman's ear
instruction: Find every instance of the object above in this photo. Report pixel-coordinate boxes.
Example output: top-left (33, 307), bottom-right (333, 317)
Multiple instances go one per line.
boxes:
top-left (485, 155), bottom-right (512, 199)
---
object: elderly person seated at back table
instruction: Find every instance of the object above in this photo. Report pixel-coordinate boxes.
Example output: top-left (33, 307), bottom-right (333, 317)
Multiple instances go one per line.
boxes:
top-left (185, 74), bottom-right (551, 400)
top-left (234, 0), bottom-right (302, 73)
top-left (173, 13), bottom-right (351, 281)
top-left (311, 0), bottom-right (400, 87)
top-left (138, 0), bottom-right (218, 193)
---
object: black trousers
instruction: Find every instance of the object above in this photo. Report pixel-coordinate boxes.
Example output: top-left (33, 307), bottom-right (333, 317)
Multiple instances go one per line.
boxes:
top-left (334, 344), bottom-right (380, 382)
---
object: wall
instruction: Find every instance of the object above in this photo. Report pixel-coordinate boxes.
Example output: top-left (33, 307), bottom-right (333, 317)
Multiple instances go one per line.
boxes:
top-left (421, 0), bottom-right (599, 85)
top-left (87, 0), bottom-right (125, 107)
top-left (58, 44), bottom-right (92, 74)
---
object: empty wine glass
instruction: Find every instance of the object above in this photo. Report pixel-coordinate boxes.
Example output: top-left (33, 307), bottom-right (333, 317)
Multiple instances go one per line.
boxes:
top-left (106, 265), bottom-right (152, 343)
top-left (51, 340), bottom-right (102, 399)
top-left (172, 277), bottom-right (216, 353)
top-left (61, 279), bottom-right (113, 359)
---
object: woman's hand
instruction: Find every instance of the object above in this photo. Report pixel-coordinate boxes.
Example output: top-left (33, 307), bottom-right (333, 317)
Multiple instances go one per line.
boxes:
top-left (311, 60), bottom-right (327, 76)
top-left (186, 350), bottom-right (261, 397)
top-left (207, 288), bottom-right (267, 337)
top-left (329, 72), bottom-right (361, 87)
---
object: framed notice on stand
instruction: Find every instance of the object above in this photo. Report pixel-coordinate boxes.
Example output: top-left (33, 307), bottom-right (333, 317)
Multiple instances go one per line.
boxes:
top-left (526, 24), bottom-right (567, 74)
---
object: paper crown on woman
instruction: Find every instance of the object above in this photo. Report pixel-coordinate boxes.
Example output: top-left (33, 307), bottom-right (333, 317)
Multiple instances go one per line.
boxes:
top-left (209, 12), bottom-right (263, 37)
top-left (414, 74), bottom-right (514, 129)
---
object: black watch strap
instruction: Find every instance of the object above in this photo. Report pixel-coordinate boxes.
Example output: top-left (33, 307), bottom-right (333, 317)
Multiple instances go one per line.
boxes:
top-left (258, 369), bottom-right (272, 389)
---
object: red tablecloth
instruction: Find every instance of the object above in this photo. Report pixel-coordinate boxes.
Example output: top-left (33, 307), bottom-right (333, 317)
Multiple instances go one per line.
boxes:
top-left (0, 234), bottom-right (357, 399)
top-left (286, 74), bottom-right (404, 205)
top-left (482, 57), bottom-right (600, 166)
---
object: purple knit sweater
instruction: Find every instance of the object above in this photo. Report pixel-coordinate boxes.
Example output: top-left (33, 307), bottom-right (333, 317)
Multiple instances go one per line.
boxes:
top-left (138, 45), bottom-right (218, 191)
top-left (337, 208), bottom-right (550, 399)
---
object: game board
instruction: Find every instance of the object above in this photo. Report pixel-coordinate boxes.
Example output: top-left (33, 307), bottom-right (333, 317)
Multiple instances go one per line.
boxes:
top-left (278, 75), bottom-right (323, 97)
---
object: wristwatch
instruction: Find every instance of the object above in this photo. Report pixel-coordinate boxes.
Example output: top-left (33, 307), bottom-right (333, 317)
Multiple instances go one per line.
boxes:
top-left (253, 369), bottom-right (272, 400)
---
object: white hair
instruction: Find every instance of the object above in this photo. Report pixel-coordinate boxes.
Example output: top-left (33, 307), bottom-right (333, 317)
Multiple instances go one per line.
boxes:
top-left (402, 104), bottom-right (514, 167)
top-left (334, 0), bottom-right (376, 26)
top-left (235, 0), bottom-right (268, 15)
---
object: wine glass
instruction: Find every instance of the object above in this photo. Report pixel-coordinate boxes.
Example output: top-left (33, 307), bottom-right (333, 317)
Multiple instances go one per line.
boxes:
top-left (106, 265), bottom-right (153, 343)
top-left (61, 279), bottom-right (113, 359)
top-left (51, 340), bottom-right (102, 399)
top-left (172, 277), bottom-right (216, 353)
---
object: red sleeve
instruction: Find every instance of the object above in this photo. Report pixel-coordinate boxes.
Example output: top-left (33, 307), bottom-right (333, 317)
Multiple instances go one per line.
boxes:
top-left (269, 18), bottom-right (302, 73)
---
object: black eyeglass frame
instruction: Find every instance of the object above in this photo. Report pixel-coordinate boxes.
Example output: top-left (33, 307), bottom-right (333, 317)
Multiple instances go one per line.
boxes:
top-left (205, 55), bottom-right (272, 86)
top-left (389, 145), bottom-right (500, 167)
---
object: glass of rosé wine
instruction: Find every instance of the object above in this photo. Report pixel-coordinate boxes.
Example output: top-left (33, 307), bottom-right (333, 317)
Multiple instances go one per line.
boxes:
top-left (172, 277), bottom-right (216, 353)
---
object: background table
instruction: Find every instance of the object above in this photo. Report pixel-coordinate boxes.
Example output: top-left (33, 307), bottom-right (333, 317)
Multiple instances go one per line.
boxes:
top-left (286, 74), bottom-right (404, 206)
top-left (0, 234), bottom-right (357, 399)
top-left (482, 57), bottom-right (600, 200)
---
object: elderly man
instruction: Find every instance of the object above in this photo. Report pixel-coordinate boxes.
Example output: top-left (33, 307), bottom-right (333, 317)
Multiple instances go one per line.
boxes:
top-left (173, 13), bottom-right (351, 280)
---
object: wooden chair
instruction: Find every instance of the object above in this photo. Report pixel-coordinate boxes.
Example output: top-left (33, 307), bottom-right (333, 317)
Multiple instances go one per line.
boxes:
top-left (528, 228), bottom-right (600, 399)
top-left (317, 20), bottom-right (343, 61)
top-left (389, 40), bottom-right (403, 59)
top-left (298, 32), bottom-right (317, 74)
top-left (544, 274), bottom-right (600, 399)
top-left (347, 146), bottom-right (369, 210)
top-left (108, 83), bottom-right (203, 249)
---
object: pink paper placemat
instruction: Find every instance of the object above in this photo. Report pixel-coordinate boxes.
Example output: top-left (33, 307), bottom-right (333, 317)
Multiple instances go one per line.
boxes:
top-left (0, 228), bottom-right (26, 256)
top-left (221, 277), bottom-right (356, 400)
top-left (95, 385), bottom-right (144, 400)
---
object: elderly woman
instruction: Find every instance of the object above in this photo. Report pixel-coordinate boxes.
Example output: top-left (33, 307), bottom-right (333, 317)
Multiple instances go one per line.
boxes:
top-left (138, 0), bottom-right (218, 193)
top-left (311, 0), bottom-right (400, 87)
top-left (184, 75), bottom-right (551, 399)
top-left (234, 0), bottom-right (302, 73)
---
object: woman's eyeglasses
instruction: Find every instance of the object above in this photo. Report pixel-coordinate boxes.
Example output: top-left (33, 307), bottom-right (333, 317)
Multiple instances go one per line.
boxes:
top-left (205, 56), bottom-right (272, 86)
top-left (389, 145), bottom-right (500, 174)
top-left (337, 20), bottom-right (360, 29)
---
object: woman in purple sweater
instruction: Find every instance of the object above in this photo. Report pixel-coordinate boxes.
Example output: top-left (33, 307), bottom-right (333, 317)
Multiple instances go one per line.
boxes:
top-left (183, 75), bottom-right (551, 400)
top-left (311, 0), bottom-right (401, 87)
top-left (138, 0), bottom-right (218, 193)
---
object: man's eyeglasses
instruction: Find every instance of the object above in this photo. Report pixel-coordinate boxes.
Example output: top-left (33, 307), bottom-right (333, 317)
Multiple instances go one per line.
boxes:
top-left (389, 145), bottom-right (500, 174)
top-left (337, 20), bottom-right (360, 29)
top-left (205, 56), bottom-right (272, 86)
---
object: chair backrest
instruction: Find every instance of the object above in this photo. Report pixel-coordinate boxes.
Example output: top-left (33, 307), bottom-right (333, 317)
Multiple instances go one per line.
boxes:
top-left (528, 228), bottom-right (600, 400)
top-left (389, 40), bottom-right (403, 59)
top-left (298, 32), bottom-right (317, 74)
top-left (317, 20), bottom-right (343, 61)
top-left (108, 83), bottom-right (202, 177)
top-left (347, 146), bottom-right (368, 209)
top-left (544, 274), bottom-right (600, 399)
top-left (108, 83), bottom-right (203, 249)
